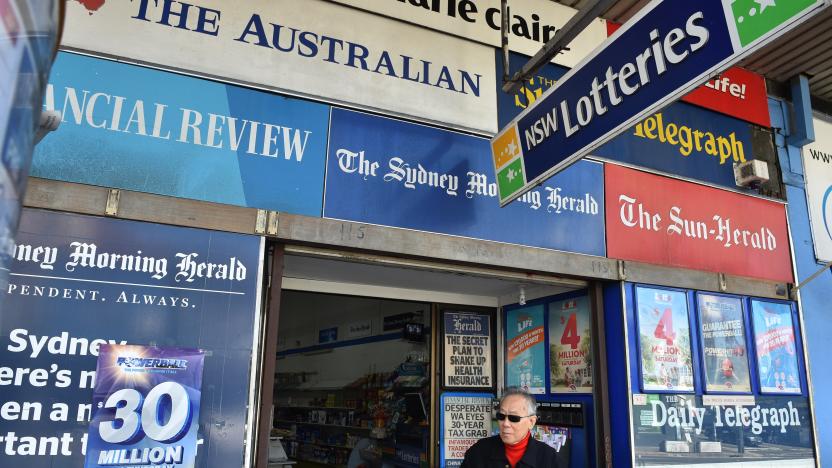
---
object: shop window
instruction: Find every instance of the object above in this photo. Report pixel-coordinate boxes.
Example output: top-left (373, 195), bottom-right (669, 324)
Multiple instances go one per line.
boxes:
top-left (272, 291), bottom-right (431, 468)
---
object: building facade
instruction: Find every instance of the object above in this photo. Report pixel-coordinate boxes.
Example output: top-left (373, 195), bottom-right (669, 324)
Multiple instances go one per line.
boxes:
top-left (0, 1), bottom-right (825, 467)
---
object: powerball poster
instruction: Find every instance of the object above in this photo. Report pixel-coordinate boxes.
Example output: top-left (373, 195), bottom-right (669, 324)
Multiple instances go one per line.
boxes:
top-left (697, 294), bottom-right (752, 393)
top-left (636, 287), bottom-right (694, 392)
top-left (85, 345), bottom-right (205, 468)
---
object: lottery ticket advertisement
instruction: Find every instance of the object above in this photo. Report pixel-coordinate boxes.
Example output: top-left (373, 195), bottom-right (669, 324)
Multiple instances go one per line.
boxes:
top-left (548, 296), bottom-right (592, 393)
top-left (506, 305), bottom-right (546, 394)
top-left (697, 294), bottom-right (752, 393)
top-left (84, 345), bottom-right (205, 468)
top-left (635, 287), bottom-right (694, 392)
top-left (751, 300), bottom-right (801, 394)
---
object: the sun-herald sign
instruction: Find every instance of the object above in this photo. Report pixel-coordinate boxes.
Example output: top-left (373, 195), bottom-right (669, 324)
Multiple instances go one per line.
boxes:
top-left (606, 164), bottom-right (793, 283)
top-left (491, 0), bottom-right (827, 206)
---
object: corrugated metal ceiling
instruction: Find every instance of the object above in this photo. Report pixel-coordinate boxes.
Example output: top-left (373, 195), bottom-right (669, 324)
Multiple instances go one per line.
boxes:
top-left (551, 0), bottom-right (832, 105)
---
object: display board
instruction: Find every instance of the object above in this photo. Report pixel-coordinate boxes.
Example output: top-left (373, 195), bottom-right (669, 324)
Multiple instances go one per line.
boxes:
top-left (0, 209), bottom-right (263, 468)
top-left (442, 312), bottom-right (494, 391)
top-left (751, 300), bottom-right (801, 395)
top-left (801, 115), bottom-right (832, 263)
top-left (85, 345), bottom-right (205, 468)
top-left (635, 287), bottom-right (694, 392)
top-left (439, 392), bottom-right (493, 468)
top-left (696, 294), bottom-right (752, 393)
top-left (505, 305), bottom-right (546, 394)
top-left (34, 52), bottom-right (330, 215)
top-left (548, 295), bottom-right (593, 393)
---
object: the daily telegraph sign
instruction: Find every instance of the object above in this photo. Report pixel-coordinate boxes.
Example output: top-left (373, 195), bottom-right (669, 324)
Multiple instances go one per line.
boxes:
top-left (606, 164), bottom-right (792, 283)
top-left (492, 0), bottom-right (827, 206)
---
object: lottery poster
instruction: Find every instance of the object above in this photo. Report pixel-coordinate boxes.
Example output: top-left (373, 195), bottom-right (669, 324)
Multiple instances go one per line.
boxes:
top-left (697, 294), bottom-right (752, 393)
top-left (85, 345), bottom-right (205, 468)
top-left (751, 300), bottom-right (801, 394)
top-left (635, 287), bottom-right (694, 392)
top-left (548, 296), bottom-right (592, 393)
top-left (506, 305), bottom-right (546, 394)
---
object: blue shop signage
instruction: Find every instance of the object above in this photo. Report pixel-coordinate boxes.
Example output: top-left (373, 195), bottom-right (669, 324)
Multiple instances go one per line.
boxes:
top-left (34, 52), bottom-right (329, 216)
top-left (496, 50), bottom-right (569, 130)
top-left (593, 101), bottom-right (754, 189)
top-left (324, 108), bottom-right (605, 256)
top-left (0, 208), bottom-right (262, 468)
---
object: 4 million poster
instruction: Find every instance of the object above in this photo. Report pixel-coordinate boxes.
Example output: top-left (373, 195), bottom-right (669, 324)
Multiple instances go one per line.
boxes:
top-left (697, 294), bottom-right (752, 393)
top-left (506, 305), bottom-right (546, 394)
top-left (636, 287), bottom-right (694, 392)
top-left (751, 300), bottom-right (801, 394)
top-left (548, 296), bottom-right (592, 393)
top-left (85, 345), bottom-right (205, 468)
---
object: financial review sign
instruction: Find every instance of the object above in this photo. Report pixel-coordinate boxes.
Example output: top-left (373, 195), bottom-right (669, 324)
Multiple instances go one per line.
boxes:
top-left (491, 0), bottom-right (826, 206)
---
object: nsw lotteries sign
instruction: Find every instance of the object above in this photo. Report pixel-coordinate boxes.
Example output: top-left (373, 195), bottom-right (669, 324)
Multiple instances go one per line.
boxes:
top-left (85, 345), bottom-right (205, 468)
top-left (492, 0), bottom-right (827, 206)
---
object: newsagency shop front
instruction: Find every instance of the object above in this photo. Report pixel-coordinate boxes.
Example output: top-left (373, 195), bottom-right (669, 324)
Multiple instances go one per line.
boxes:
top-left (1, 0), bottom-right (820, 467)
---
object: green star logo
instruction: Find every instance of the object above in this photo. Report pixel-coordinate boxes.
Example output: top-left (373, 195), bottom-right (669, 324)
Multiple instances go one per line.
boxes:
top-left (729, 0), bottom-right (818, 48)
top-left (497, 159), bottom-right (526, 201)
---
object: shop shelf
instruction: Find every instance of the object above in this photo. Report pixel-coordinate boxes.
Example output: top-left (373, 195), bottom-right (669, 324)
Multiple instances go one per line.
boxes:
top-left (275, 419), bottom-right (371, 431)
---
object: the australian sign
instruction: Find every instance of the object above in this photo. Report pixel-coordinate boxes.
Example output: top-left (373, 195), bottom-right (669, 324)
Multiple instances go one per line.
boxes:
top-left (491, 0), bottom-right (827, 206)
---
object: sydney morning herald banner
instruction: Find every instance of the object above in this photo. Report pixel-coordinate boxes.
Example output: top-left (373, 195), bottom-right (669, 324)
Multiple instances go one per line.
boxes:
top-left (85, 345), bottom-right (204, 468)
top-left (62, 0), bottom-right (497, 134)
top-left (34, 52), bottom-right (328, 215)
top-left (325, 108), bottom-right (605, 256)
top-left (0, 209), bottom-right (263, 468)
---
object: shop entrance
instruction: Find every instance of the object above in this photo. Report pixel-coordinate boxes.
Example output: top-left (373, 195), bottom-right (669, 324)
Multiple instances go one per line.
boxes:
top-left (261, 247), bottom-right (594, 468)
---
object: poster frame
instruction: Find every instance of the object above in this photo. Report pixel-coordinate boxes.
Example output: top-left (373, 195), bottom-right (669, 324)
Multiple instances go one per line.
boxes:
top-left (438, 391), bottom-right (495, 468)
top-left (503, 302), bottom-right (549, 395)
top-left (694, 291), bottom-right (753, 395)
top-left (748, 298), bottom-right (806, 396)
top-left (633, 284), bottom-right (697, 394)
top-left (440, 308), bottom-right (497, 393)
top-left (547, 291), bottom-right (593, 395)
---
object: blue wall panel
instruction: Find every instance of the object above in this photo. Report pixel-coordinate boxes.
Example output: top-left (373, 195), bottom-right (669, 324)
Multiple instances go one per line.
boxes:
top-left (771, 97), bottom-right (831, 462)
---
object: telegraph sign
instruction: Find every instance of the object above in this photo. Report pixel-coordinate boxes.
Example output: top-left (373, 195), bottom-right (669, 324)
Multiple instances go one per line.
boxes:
top-left (492, 0), bottom-right (827, 206)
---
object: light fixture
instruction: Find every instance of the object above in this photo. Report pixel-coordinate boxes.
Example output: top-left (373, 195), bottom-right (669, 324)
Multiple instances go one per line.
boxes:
top-left (518, 286), bottom-right (526, 306)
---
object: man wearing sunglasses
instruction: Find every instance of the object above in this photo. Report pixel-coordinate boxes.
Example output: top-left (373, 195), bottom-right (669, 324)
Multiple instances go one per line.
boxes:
top-left (461, 388), bottom-right (559, 467)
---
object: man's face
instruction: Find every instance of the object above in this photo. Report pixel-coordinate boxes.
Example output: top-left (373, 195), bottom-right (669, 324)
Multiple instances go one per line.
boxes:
top-left (498, 395), bottom-right (537, 445)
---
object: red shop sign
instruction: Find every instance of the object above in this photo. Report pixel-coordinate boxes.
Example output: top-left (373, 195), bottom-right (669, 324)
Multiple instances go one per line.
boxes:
top-left (681, 67), bottom-right (771, 128)
top-left (605, 164), bottom-right (792, 283)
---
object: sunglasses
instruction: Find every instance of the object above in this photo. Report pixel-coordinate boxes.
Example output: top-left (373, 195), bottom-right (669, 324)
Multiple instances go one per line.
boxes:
top-left (495, 412), bottom-right (534, 423)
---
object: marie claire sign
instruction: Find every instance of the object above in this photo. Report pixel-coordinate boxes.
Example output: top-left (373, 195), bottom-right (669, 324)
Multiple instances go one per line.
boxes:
top-left (328, 0), bottom-right (607, 68)
top-left (605, 164), bottom-right (792, 283)
top-left (62, 0), bottom-right (497, 134)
